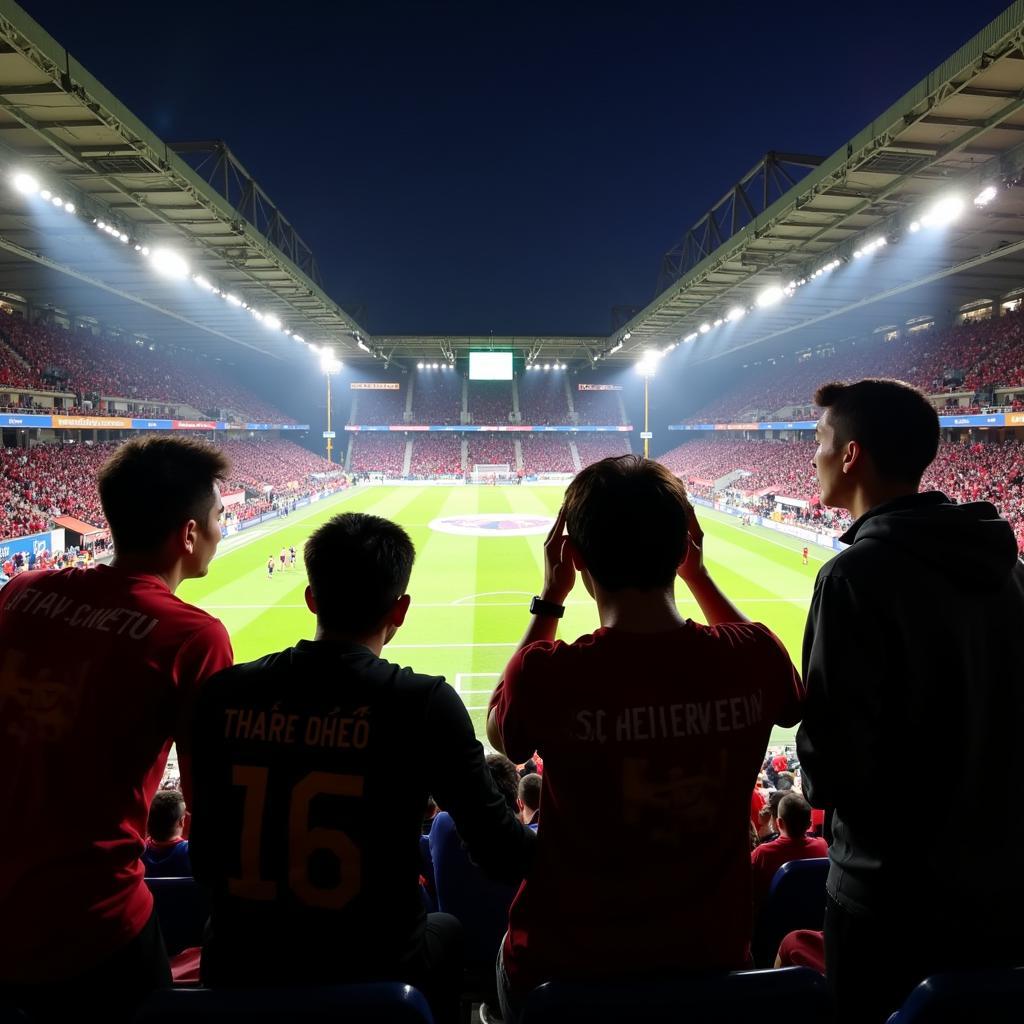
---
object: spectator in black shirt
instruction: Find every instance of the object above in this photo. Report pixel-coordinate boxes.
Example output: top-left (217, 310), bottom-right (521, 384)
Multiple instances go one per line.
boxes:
top-left (189, 512), bottom-right (534, 1024)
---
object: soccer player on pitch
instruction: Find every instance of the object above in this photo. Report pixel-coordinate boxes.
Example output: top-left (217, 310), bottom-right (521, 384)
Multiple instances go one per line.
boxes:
top-left (0, 437), bottom-right (233, 1021)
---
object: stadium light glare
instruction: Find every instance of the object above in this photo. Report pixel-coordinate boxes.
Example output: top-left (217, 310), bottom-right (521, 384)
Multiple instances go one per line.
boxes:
top-left (63, 201), bottom-right (75, 213)
top-left (684, 332), bottom-right (698, 342)
top-left (11, 171), bottom-right (39, 195)
top-left (623, 331), bottom-right (632, 340)
top-left (561, 363), bottom-right (568, 370)
top-left (51, 195), bottom-right (63, 207)
top-left (543, 363), bottom-right (550, 371)
top-left (252, 310), bottom-right (265, 322)
top-left (417, 362), bottom-right (424, 369)
top-left (97, 220), bottom-right (106, 230)
top-left (320, 350), bottom-right (342, 374)
top-left (432, 362), bottom-right (440, 368)
top-left (119, 233), bottom-right (129, 243)
top-left (974, 185), bottom-right (998, 207)
top-left (357, 338), bottom-right (370, 353)
top-left (698, 322), bottom-right (711, 334)
top-left (909, 220), bottom-right (921, 233)
top-left (292, 334), bottom-right (304, 344)
top-left (141, 246), bottom-right (150, 256)
top-left (756, 286), bottom-right (784, 308)
top-left (263, 314), bottom-right (282, 331)
top-left (713, 318), bottom-right (724, 328)
top-left (225, 293), bottom-right (242, 306)
top-left (726, 305), bottom-right (746, 322)
top-left (39, 189), bottom-right (52, 201)
top-left (921, 194), bottom-right (965, 227)
top-left (149, 248), bottom-right (189, 280)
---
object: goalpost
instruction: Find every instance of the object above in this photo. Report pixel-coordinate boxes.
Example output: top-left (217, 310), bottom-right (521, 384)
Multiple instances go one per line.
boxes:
top-left (471, 463), bottom-right (513, 484)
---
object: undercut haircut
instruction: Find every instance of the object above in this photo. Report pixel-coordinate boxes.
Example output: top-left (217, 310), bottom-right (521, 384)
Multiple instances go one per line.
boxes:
top-left (148, 789), bottom-right (186, 842)
top-left (518, 772), bottom-right (542, 812)
top-left (304, 512), bottom-right (415, 634)
top-left (815, 378), bottom-right (939, 483)
top-left (564, 455), bottom-right (691, 591)
top-left (97, 437), bottom-right (229, 554)
top-left (778, 793), bottom-right (813, 836)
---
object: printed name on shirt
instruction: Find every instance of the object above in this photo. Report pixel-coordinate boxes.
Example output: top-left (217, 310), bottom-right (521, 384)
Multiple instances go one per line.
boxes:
top-left (224, 704), bottom-right (371, 750)
top-left (575, 690), bottom-right (765, 743)
top-left (3, 586), bottom-right (159, 639)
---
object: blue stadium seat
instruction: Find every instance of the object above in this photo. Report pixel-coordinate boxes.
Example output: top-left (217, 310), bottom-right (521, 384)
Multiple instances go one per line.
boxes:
top-left (428, 812), bottom-right (518, 970)
top-left (886, 967), bottom-right (1024, 1023)
top-left (522, 967), bottom-right (831, 1024)
top-left (145, 876), bottom-right (209, 956)
top-left (751, 856), bottom-right (829, 967)
top-left (419, 834), bottom-right (438, 913)
top-left (133, 984), bottom-right (434, 1024)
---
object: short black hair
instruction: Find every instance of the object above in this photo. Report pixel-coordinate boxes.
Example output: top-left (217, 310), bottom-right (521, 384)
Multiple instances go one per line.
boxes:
top-left (815, 378), bottom-right (939, 482)
top-left (148, 788), bottom-right (186, 841)
top-left (778, 792), bottom-right (812, 836)
top-left (564, 455), bottom-right (691, 591)
top-left (304, 513), bottom-right (415, 634)
top-left (518, 772), bottom-right (542, 812)
top-left (98, 437), bottom-right (229, 553)
top-left (486, 753), bottom-right (521, 813)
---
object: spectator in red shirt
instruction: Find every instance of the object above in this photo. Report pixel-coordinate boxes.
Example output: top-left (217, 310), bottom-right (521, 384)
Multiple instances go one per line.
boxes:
top-left (0, 436), bottom-right (234, 1022)
top-left (486, 455), bottom-right (804, 1022)
top-left (750, 793), bottom-right (828, 910)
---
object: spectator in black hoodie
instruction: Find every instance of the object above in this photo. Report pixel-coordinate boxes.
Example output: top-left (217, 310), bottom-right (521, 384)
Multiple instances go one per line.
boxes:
top-left (797, 378), bottom-right (1024, 1023)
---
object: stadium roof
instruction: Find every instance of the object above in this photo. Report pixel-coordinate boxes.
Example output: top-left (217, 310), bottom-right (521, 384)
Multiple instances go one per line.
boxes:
top-left (3, 1), bottom-right (1024, 370)
top-left (0, 0), bottom-right (365, 362)
top-left (615, 1), bottom-right (1024, 365)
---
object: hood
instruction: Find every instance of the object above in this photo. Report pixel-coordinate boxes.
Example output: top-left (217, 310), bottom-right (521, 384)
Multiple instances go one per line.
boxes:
top-left (843, 491), bottom-right (1019, 589)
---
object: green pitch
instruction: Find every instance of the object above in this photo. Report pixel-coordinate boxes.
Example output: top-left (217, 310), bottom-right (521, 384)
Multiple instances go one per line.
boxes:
top-left (180, 486), bottom-right (831, 749)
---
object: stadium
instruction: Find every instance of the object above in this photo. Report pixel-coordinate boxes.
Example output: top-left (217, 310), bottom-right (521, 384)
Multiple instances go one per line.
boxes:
top-left (2, 0), bottom-right (1024, 1020)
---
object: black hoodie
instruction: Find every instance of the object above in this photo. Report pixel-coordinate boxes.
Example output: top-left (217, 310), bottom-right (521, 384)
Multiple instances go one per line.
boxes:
top-left (796, 491), bottom-right (1024, 919)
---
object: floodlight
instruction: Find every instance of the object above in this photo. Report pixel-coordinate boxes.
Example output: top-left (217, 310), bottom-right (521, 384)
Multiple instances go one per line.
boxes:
top-left (320, 350), bottom-right (341, 374)
top-left (756, 286), bottom-right (784, 308)
top-left (252, 310), bottom-right (265, 322)
top-left (263, 314), bottom-right (282, 331)
top-left (292, 334), bottom-right (304, 343)
top-left (623, 331), bottom-right (632, 340)
top-left (119, 233), bottom-right (129, 243)
top-left (51, 195), bottom-right (63, 207)
top-left (149, 248), bottom-right (189, 280)
top-left (141, 246), bottom-right (150, 256)
top-left (560, 363), bottom-right (567, 370)
top-left (909, 220), bottom-right (921, 233)
top-left (921, 195), bottom-right (965, 227)
top-left (63, 201), bottom-right (75, 213)
top-left (39, 189), bottom-right (52, 201)
top-left (97, 220), bottom-right (106, 230)
top-left (417, 362), bottom-right (424, 369)
top-left (11, 171), bottom-right (39, 195)
top-left (698, 322), bottom-right (711, 334)
top-left (543, 364), bottom-right (550, 371)
top-left (713, 318), bottom-right (723, 328)
top-left (726, 305), bottom-right (746, 322)
top-left (225, 293), bottom-right (242, 306)
top-left (974, 185), bottom-right (998, 207)
top-left (684, 332), bottom-right (698, 342)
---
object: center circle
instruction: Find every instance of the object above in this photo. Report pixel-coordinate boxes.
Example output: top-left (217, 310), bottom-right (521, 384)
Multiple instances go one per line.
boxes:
top-left (428, 514), bottom-right (554, 537)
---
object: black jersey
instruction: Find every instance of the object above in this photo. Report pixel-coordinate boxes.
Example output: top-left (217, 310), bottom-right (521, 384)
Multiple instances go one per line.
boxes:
top-left (190, 639), bottom-right (533, 984)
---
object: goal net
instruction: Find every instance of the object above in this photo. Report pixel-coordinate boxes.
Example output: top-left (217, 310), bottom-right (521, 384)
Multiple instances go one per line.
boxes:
top-left (471, 463), bottom-right (513, 484)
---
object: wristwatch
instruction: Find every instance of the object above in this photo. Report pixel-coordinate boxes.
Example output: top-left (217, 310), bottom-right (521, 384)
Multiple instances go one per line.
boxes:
top-left (530, 595), bottom-right (565, 618)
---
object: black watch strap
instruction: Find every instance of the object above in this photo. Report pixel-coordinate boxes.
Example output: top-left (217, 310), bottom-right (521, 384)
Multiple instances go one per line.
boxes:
top-left (530, 595), bottom-right (565, 618)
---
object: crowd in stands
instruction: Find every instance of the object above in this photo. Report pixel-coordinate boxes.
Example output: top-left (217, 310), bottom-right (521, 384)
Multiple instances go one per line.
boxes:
top-left (574, 434), bottom-right (631, 467)
top-left (0, 314), bottom-right (295, 422)
top-left (574, 386), bottom-right (624, 424)
top-left (216, 439), bottom-right (339, 492)
top-left (466, 435), bottom-right (516, 469)
top-left (517, 434), bottom-right (575, 473)
top-left (411, 373), bottom-right (462, 424)
top-left (409, 434), bottom-right (462, 475)
top-left (468, 382), bottom-right (512, 424)
top-left (353, 387), bottom-right (406, 425)
top-left (349, 433), bottom-right (408, 476)
top-left (687, 309), bottom-right (1024, 422)
top-left (516, 374), bottom-right (569, 424)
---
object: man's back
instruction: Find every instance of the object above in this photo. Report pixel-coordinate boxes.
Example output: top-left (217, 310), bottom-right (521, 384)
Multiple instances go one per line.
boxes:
top-left (190, 639), bottom-right (530, 985)
top-left (798, 494), bottom-right (1024, 918)
top-left (0, 565), bottom-right (231, 982)
top-left (493, 620), bottom-right (802, 990)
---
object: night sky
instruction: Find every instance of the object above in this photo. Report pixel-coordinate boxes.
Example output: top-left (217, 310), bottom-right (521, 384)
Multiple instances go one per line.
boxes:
top-left (21, 1), bottom-right (1015, 337)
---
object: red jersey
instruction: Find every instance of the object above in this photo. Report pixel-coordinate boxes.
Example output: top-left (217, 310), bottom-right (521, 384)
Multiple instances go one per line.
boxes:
top-left (771, 753), bottom-right (789, 772)
top-left (0, 566), bottom-right (233, 982)
top-left (492, 620), bottom-right (803, 992)
top-left (750, 787), bottom-right (767, 829)
top-left (749, 833), bottom-right (828, 909)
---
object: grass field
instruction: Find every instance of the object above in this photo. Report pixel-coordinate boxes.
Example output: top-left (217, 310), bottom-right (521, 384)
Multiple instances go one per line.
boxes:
top-left (179, 485), bottom-right (832, 748)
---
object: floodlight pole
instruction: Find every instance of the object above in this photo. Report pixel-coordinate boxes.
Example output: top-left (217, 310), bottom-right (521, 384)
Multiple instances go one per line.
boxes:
top-left (325, 369), bottom-right (333, 463)
top-left (643, 374), bottom-right (650, 459)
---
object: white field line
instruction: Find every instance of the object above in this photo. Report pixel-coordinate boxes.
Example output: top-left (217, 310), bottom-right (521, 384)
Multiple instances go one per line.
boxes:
top-left (702, 508), bottom-right (835, 564)
top-left (453, 672), bottom-right (499, 693)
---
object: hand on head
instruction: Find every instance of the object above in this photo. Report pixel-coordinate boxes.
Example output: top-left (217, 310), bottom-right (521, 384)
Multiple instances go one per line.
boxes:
top-left (542, 504), bottom-right (576, 604)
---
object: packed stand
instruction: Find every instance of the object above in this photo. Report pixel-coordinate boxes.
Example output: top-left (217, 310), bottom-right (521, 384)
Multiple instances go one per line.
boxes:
top-left (353, 386), bottom-right (406, 425)
top-left (409, 434), bottom-right (462, 476)
top-left (574, 386), bottom-right (624, 424)
top-left (412, 372), bottom-right (462, 424)
top-left (466, 435), bottom-right (516, 469)
top-left (468, 381), bottom-right (512, 424)
top-left (517, 374), bottom-right (569, 424)
top-left (574, 434), bottom-right (632, 467)
top-left (349, 434), bottom-right (407, 476)
top-left (0, 314), bottom-right (295, 423)
top-left (217, 439), bottom-right (339, 492)
top-left (518, 434), bottom-right (575, 473)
